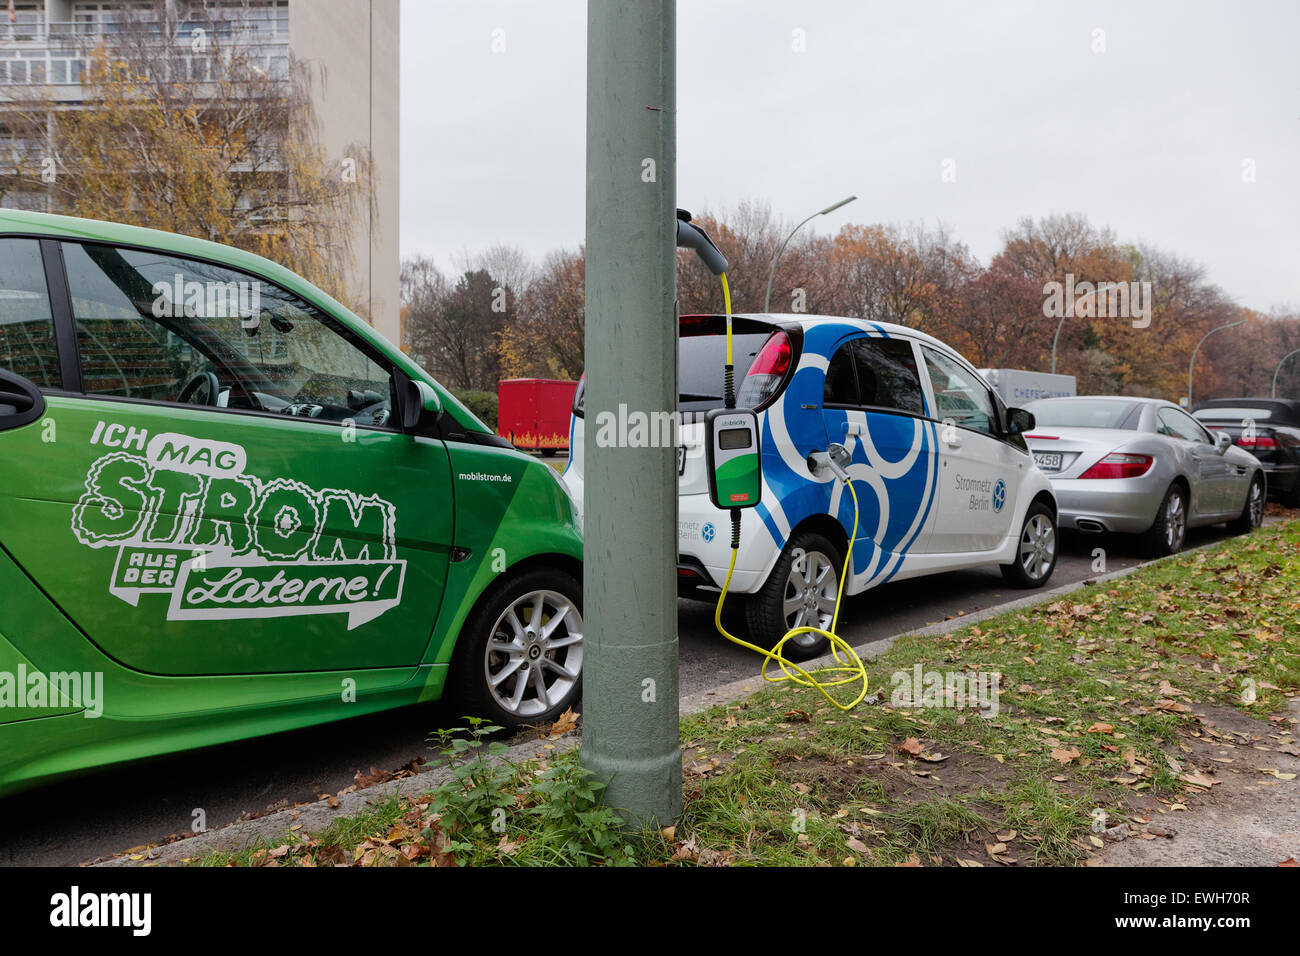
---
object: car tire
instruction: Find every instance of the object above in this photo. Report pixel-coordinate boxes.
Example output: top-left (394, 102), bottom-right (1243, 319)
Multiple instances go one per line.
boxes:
top-left (1227, 473), bottom-right (1266, 536)
top-left (1000, 500), bottom-right (1058, 588)
top-left (1141, 483), bottom-right (1188, 557)
top-left (449, 566), bottom-right (583, 730)
top-left (746, 530), bottom-right (844, 663)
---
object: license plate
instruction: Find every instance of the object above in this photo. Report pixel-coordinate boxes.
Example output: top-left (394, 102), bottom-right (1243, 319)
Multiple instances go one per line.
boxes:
top-left (1034, 452), bottom-right (1062, 471)
top-left (677, 446), bottom-right (687, 475)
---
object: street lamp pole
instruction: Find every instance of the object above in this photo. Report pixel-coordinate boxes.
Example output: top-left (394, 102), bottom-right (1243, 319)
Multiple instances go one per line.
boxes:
top-left (581, 0), bottom-right (681, 827)
top-left (763, 196), bottom-right (856, 313)
top-left (1272, 347), bottom-right (1300, 398)
top-left (1050, 287), bottom-right (1104, 376)
top-left (1050, 312), bottom-right (1069, 376)
top-left (1187, 319), bottom-right (1246, 409)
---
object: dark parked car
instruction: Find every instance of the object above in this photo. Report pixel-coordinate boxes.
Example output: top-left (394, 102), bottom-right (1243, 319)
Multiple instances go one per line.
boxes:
top-left (1193, 398), bottom-right (1300, 507)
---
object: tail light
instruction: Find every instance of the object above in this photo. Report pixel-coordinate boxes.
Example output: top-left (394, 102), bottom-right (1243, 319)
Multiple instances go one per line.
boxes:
top-left (737, 330), bottom-right (792, 410)
top-left (1079, 453), bottom-right (1154, 479)
top-left (1237, 435), bottom-right (1277, 449)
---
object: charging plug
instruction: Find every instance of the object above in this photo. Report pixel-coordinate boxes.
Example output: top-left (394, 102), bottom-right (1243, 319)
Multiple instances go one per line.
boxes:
top-left (807, 443), bottom-right (852, 483)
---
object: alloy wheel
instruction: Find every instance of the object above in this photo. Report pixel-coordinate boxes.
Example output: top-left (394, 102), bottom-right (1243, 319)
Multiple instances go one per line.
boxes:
top-left (484, 589), bottom-right (583, 718)
top-left (782, 548), bottom-right (839, 649)
top-left (1019, 513), bottom-right (1056, 581)
top-left (1165, 492), bottom-right (1186, 551)
top-left (1248, 479), bottom-right (1264, 527)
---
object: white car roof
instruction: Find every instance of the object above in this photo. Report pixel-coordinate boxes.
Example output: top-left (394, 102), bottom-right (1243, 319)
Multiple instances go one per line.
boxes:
top-left (735, 313), bottom-right (958, 355)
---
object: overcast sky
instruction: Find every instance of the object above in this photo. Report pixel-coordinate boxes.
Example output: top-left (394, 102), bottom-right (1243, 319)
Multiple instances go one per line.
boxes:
top-left (400, 0), bottom-right (1299, 312)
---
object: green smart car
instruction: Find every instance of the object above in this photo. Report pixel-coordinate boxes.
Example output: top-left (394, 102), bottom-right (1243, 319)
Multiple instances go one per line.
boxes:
top-left (0, 209), bottom-right (584, 796)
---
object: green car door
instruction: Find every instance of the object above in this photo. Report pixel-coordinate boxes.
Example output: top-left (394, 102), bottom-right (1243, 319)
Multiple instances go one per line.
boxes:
top-left (0, 236), bottom-right (454, 676)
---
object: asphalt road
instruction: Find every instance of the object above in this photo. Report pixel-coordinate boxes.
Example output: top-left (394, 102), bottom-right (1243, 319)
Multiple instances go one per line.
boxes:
top-left (0, 524), bottom-right (1241, 866)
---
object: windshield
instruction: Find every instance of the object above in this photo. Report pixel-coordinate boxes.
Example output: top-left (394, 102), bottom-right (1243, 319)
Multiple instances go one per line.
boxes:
top-left (1026, 398), bottom-right (1141, 429)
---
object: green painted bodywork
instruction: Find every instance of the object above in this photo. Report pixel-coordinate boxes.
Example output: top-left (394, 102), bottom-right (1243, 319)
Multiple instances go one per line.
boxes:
top-left (0, 210), bottom-right (583, 796)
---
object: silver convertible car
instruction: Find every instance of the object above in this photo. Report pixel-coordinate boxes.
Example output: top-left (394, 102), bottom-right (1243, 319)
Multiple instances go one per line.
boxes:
top-left (1022, 397), bottom-right (1265, 555)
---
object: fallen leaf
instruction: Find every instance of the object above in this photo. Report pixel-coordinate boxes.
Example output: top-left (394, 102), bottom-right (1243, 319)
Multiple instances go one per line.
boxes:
top-left (1051, 747), bottom-right (1081, 764)
top-left (1259, 769), bottom-right (1298, 781)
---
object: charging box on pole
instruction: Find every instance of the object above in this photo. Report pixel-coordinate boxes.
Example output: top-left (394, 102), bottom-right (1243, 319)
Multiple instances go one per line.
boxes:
top-left (706, 408), bottom-right (762, 510)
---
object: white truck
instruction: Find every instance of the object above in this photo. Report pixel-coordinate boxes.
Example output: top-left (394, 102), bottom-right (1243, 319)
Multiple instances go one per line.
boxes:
top-left (978, 369), bottom-right (1077, 406)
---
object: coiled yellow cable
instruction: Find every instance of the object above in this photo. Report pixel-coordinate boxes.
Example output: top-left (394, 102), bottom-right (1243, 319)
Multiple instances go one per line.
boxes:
top-left (711, 273), bottom-right (870, 710)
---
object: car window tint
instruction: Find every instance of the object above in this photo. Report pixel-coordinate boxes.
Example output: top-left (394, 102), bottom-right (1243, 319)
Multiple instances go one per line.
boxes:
top-left (851, 337), bottom-right (924, 414)
top-left (679, 329), bottom-right (770, 409)
top-left (1159, 408), bottom-right (1210, 444)
top-left (0, 238), bottom-right (59, 388)
top-left (824, 343), bottom-right (858, 405)
top-left (921, 347), bottom-right (997, 436)
top-left (63, 242), bottom-right (392, 426)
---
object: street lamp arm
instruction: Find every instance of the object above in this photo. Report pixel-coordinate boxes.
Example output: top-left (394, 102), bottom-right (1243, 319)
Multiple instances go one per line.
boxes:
top-left (1187, 318), bottom-right (1246, 409)
top-left (764, 211), bottom-right (822, 314)
top-left (1272, 347), bottom-right (1300, 398)
top-left (763, 196), bottom-right (856, 313)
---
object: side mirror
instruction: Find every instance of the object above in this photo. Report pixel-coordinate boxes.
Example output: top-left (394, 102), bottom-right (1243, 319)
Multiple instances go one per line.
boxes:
top-left (1006, 407), bottom-right (1035, 435)
top-left (1215, 431), bottom-right (1233, 455)
top-left (392, 367), bottom-right (441, 431)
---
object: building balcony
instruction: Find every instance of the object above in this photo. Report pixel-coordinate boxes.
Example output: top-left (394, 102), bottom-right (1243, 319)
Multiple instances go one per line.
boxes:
top-left (0, 19), bottom-right (289, 88)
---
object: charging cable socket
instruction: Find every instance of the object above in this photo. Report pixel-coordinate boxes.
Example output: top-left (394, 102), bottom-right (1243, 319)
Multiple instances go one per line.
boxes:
top-left (807, 443), bottom-right (852, 483)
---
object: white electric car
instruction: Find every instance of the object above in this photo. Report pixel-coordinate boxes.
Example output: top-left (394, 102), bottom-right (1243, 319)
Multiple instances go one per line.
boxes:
top-left (564, 314), bottom-right (1059, 658)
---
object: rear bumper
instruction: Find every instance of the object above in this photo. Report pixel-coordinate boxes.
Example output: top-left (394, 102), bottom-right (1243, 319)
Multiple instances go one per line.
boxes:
top-left (1257, 462), bottom-right (1299, 493)
top-left (677, 556), bottom-right (720, 597)
top-left (1048, 477), bottom-right (1165, 534)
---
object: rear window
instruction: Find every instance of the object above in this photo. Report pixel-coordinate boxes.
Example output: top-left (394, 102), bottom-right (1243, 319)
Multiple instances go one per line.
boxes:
top-left (574, 318), bottom-right (785, 417)
top-left (680, 330), bottom-right (774, 412)
top-left (1193, 406), bottom-right (1273, 422)
top-left (1027, 399), bottom-right (1141, 429)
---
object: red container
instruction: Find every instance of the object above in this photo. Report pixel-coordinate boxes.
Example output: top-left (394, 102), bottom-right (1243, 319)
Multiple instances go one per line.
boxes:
top-left (497, 378), bottom-right (578, 456)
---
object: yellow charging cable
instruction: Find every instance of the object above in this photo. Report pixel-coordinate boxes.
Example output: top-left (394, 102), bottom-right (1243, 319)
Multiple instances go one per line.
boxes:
top-left (710, 272), bottom-right (870, 711)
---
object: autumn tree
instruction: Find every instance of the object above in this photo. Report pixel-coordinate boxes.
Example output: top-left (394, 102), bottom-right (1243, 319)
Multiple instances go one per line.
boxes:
top-left (499, 248), bottom-right (585, 379)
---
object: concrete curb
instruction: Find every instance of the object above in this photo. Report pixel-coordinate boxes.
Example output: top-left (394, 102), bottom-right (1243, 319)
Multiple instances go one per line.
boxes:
top-left (97, 532), bottom-right (1237, 866)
